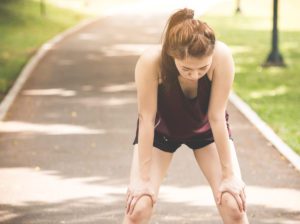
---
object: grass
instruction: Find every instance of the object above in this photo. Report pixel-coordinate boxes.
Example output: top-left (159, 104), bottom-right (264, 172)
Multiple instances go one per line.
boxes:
top-left (1, 0), bottom-right (299, 155)
top-left (202, 14), bottom-right (300, 154)
top-left (0, 0), bottom-right (88, 101)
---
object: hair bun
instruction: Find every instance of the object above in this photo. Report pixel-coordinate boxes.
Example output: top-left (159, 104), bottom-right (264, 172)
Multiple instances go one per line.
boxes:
top-left (185, 8), bottom-right (194, 19)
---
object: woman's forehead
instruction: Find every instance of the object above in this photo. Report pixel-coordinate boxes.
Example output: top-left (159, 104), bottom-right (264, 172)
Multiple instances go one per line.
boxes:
top-left (176, 55), bottom-right (212, 67)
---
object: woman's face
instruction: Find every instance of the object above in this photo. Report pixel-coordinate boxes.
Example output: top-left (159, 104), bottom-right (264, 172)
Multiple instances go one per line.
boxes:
top-left (174, 54), bottom-right (213, 82)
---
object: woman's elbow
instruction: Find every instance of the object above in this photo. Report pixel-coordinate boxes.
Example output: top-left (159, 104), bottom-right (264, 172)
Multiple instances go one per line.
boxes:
top-left (208, 113), bottom-right (225, 123)
top-left (138, 113), bottom-right (155, 125)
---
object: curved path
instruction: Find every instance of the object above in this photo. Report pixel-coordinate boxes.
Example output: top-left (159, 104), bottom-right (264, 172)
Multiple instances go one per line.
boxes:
top-left (0, 10), bottom-right (299, 224)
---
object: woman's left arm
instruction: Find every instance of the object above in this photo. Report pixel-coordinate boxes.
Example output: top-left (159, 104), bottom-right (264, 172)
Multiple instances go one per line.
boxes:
top-left (208, 41), bottom-right (246, 212)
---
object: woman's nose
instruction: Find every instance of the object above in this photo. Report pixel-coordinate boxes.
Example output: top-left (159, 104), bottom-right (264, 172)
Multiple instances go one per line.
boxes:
top-left (191, 71), bottom-right (200, 79)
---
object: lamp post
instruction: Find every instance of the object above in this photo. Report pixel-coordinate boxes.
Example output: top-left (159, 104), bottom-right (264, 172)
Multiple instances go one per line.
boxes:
top-left (236, 0), bottom-right (241, 14)
top-left (263, 0), bottom-right (285, 67)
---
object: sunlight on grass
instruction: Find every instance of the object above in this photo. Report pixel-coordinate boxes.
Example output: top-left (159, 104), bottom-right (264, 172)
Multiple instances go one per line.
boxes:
top-left (203, 7), bottom-right (300, 154)
top-left (230, 45), bottom-right (252, 54)
top-left (249, 86), bottom-right (287, 99)
top-left (206, 0), bottom-right (299, 31)
top-left (0, 0), bottom-right (86, 99)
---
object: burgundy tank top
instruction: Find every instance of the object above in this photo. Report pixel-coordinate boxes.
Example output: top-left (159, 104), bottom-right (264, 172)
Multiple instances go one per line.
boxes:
top-left (135, 73), bottom-right (232, 141)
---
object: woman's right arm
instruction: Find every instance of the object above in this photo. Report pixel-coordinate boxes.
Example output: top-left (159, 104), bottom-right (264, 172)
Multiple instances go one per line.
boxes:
top-left (126, 48), bottom-right (160, 215)
top-left (134, 48), bottom-right (159, 181)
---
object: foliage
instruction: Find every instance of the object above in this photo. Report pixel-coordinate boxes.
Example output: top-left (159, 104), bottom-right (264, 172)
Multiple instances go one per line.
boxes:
top-left (0, 0), bottom-right (86, 99)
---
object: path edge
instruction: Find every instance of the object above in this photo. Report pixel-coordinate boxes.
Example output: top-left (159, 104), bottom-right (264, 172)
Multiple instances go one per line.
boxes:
top-left (0, 16), bottom-right (102, 121)
top-left (229, 90), bottom-right (300, 172)
top-left (1, 13), bottom-right (299, 173)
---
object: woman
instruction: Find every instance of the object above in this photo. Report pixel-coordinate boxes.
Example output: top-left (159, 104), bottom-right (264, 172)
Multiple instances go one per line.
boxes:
top-left (123, 8), bottom-right (249, 224)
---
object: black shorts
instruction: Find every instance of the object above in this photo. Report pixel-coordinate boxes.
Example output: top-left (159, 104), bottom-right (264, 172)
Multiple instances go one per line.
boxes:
top-left (132, 130), bottom-right (234, 153)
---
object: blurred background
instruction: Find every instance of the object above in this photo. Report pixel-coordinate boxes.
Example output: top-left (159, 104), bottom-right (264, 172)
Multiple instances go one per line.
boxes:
top-left (1, 0), bottom-right (299, 154)
top-left (0, 1), bottom-right (300, 223)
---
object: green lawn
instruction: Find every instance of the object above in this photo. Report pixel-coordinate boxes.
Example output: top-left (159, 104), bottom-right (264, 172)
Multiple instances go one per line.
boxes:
top-left (1, 0), bottom-right (299, 155)
top-left (202, 14), bottom-right (300, 154)
top-left (0, 0), bottom-right (88, 101)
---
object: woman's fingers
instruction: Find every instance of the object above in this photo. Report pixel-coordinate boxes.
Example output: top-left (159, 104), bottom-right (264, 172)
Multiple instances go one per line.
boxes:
top-left (217, 191), bottom-right (223, 205)
top-left (128, 197), bottom-right (138, 215)
top-left (126, 195), bottom-right (134, 214)
top-left (240, 189), bottom-right (247, 211)
top-left (218, 189), bottom-right (246, 212)
top-left (233, 193), bottom-right (243, 212)
top-left (126, 192), bottom-right (156, 215)
top-left (243, 187), bottom-right (246, 199)
top-left (126, 188), bottom-right (131, 205)
top-left (217, 177), bottom-right (247, 213)
top-left (151, 193), bottom-right (157, 205)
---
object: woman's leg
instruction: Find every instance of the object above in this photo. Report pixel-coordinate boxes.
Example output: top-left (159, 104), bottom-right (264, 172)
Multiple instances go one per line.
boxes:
top-left (193, 140), bottom-right (249, 224)
top-left (122, 144), bottom-right (174, 224)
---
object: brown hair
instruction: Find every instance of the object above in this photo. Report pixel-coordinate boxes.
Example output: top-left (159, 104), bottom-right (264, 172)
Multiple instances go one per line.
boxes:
top-left (160, 8), bottom-right (216, 91)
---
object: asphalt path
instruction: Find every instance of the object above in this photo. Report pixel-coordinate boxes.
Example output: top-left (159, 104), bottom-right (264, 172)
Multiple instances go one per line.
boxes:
top-left (0, 12), bottom-right (299, 224)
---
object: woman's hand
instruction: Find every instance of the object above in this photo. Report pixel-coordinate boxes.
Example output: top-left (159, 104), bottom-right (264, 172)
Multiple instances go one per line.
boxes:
top-left (217, 175), bottom-right (247, 212)
top-left (125, 178), bottom-right (156, 215)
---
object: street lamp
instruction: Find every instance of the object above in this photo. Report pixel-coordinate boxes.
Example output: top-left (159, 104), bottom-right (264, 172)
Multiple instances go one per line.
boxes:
top-left (263, 0), bottom-right (285, 67)
top-left (235, 0), bottom-right (241, 14)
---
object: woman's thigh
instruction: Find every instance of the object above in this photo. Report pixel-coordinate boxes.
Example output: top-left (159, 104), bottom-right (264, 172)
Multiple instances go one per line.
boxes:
top-left (192, 139), bottom-right (241, 193)
top-left (129, 144), bottom-right (174, 197)
top-left (192, 140), bottom-right (248, 222)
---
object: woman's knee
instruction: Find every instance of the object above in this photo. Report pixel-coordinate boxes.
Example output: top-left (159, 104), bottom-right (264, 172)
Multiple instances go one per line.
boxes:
top-left (125, 195), bottom-right (154, 223)
top-left (220, 192), bottom-right (244, 221)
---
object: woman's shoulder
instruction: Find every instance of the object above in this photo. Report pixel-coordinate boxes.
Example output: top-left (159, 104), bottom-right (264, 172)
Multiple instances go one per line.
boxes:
top-left (139, 45), bottom-right (162, 67)
top-left (210, 41), bottom-right (233, 70)
top-left (213, 41), bottom-right (232, 63)
top-left (214, 40), bottom-right (231, 58)
top-left (137, 45), bottom-right (162, 84)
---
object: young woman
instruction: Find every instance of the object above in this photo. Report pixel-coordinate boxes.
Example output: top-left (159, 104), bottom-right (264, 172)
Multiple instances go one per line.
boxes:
top-left (123, 8), bottom-right (249, 224)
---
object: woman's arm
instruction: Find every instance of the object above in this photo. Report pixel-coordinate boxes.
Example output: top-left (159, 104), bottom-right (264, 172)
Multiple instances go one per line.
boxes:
top-left (126, 51), bottom-right (159, 215)
top-left (208, 41), bottom-right (238, 178)
top-left (208, 41), bottom-right (246, 212)
top-left (134, 48), bottom-right (159, 181)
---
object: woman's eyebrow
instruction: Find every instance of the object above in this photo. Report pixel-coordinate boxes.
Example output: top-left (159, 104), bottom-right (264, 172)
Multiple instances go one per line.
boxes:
top-left (182, 64), bottom-right (209, 69)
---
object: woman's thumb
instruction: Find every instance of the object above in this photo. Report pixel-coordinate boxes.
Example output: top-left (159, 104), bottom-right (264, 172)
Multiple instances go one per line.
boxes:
top-left (216, 191), bottom-right (222, 205)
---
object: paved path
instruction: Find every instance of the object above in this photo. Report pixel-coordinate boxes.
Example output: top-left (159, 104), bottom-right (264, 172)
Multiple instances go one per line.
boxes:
top-left (0, 10), bottom-right (300, 224)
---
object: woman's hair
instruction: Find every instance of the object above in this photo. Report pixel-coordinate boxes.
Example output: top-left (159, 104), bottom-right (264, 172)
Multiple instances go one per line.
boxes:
top-left (160, 8), bottom-right (216, 90)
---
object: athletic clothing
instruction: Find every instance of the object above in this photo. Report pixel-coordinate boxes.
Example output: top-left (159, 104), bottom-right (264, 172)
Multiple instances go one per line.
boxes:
top-left (132, 73), bottom-right (233, 153)
top-left (133, 129), bottom-right (233, 153)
